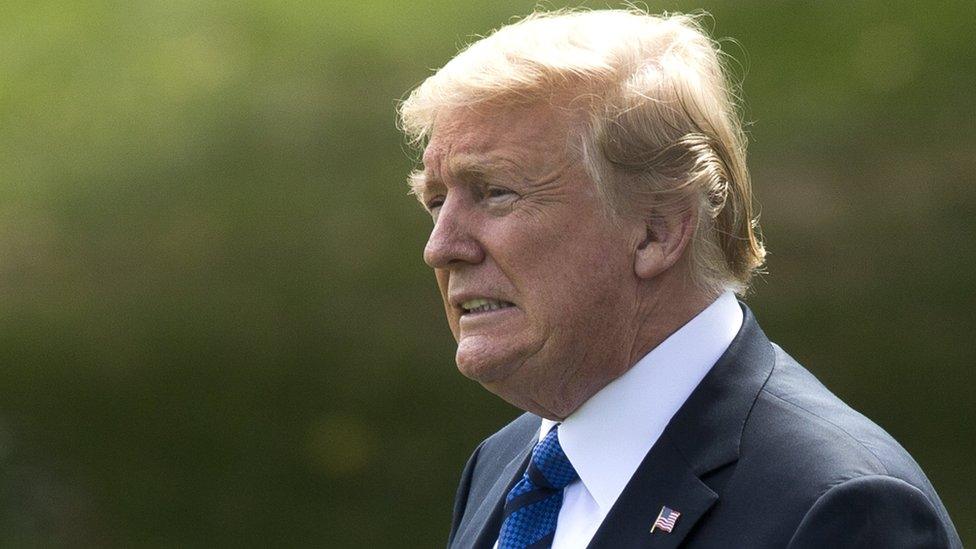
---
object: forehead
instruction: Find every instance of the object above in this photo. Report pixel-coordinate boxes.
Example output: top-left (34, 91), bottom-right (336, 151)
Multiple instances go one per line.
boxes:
top-left (421, 102), bottom-right (579, 181)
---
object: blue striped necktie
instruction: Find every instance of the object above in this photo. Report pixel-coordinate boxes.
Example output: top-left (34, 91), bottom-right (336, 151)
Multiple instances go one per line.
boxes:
top-left (497, 426), bottom-right (579, 549)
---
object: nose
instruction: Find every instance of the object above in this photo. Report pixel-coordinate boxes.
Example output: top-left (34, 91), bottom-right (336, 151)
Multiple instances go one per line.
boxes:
top-left (423, 195), bottom-right (485, 269)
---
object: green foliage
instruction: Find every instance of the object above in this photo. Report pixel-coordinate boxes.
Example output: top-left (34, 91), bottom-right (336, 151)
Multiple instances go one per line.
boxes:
top-left (0, 0), bottom-right (972, 546)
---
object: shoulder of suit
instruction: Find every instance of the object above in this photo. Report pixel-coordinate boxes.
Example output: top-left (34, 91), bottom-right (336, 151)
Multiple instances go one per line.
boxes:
top-left (467, 412), bottom-right (539, 472)
top-left (482, 412), bottom-right (540, 452)
top-left (742, 342), bottom-right (951, 520)
top-left (787, 474), bottom-right (962, 548)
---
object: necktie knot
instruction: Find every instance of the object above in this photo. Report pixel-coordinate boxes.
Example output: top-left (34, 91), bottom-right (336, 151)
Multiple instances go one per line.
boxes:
top-left (528, 427), bottom-right (578, 490)
top-left (497, 426), bottom-right (578, 549)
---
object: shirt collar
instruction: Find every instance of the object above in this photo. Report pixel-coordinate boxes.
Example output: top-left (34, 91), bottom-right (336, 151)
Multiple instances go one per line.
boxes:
top-left (539, 291), bottom-right (743, 513)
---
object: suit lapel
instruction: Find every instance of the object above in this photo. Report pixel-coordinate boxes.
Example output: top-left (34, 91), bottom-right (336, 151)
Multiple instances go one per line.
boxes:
top-left (588, 304), bottom-right (775, 548)
top-left (587, 433), bottom-right (717, 548)
top-left (452, 437), bottom-right (534, 549)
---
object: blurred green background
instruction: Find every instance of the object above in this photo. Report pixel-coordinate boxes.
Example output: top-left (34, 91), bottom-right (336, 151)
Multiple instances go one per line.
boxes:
top-left (0, 0), bottom-right (973, 546)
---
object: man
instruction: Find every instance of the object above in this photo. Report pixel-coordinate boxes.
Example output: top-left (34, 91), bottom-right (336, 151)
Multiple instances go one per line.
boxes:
top-left (398, 9), bottom-right (961, 549)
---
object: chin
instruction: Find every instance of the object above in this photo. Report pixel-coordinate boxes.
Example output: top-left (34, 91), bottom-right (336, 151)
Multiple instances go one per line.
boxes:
top-left (455, 352), bottom-right (516, 385)
top-left (455, 338), bottom-right (527, 385)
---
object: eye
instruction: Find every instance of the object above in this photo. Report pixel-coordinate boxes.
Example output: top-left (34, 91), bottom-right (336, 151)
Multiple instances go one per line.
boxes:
top-left (485, 186), bottom-right (516, 201)
top-left (425, 196), bottom-right (445, 212)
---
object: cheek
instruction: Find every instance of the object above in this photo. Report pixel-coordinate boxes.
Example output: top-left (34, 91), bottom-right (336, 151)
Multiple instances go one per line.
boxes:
top-left (525, 239), bottom-right (630, 319)
top-left (434, 269), bottom-right (450, 298)
top-left (498, 206), bottom-right (631, 311)
top-left (434, 270), bottom-right (460, 336)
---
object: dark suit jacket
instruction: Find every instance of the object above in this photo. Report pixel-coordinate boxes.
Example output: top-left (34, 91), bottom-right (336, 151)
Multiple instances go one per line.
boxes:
top-left (447, 306), bottom-right (962, 548)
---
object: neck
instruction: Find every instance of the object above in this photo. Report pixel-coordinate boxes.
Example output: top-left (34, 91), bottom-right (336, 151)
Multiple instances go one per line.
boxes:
top-left (510, 278), bottom-right (718, 421)
top-left (626, 279), bottom-right (716, 370)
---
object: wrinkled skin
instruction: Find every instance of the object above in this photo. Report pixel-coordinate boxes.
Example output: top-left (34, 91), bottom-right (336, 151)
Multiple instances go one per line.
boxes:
top-left (418, 101), bottom-right (706, 419)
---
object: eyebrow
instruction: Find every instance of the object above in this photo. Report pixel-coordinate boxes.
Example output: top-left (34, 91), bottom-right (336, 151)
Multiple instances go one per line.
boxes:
top-left (408, 154), bottom-right (520, 201)
top-left (407, 169), bottom-right (432, 203)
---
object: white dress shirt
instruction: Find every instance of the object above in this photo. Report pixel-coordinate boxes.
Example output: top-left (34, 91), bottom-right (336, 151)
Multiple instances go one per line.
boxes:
top-left (493, 291), bottom-right (743, 549)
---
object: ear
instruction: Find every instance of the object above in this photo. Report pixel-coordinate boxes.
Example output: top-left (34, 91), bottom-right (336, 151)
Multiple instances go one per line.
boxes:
top-left (634, 212), bottom-right (695, 280)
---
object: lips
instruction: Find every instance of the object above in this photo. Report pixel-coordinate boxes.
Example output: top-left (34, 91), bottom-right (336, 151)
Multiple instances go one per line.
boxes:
top-left (450, 290), bottom-right (517, 316)
top-left (460, 298), bottom-right (516, 315)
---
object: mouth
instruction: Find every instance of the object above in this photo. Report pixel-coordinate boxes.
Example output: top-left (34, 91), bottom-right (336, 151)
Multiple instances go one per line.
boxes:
top-left (459, 298), bottom-right (516, 316)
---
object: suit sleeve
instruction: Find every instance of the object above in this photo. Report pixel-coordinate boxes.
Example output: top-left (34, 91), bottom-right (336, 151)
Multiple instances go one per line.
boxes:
top-left (447, 440), bottom-right (485, 548)
top-left (787, 474), bottom-right (958, 549)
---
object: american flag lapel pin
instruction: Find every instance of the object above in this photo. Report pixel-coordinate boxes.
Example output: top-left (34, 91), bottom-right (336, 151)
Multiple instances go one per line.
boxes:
top-left (650, 505), bottom-right (681, 534)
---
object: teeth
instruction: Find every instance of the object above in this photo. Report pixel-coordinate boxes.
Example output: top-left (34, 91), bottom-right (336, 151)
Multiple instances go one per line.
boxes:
top-left (461, 298), bottom-right (512, 313)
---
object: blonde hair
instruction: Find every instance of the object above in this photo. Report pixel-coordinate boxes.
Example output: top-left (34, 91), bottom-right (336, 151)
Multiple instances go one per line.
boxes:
top-left (399, 8), bottom-right (766, 296)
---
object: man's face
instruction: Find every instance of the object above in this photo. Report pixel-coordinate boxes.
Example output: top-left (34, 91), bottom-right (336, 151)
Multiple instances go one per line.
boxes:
top-left (419, 102), bottom-right (641, 410)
